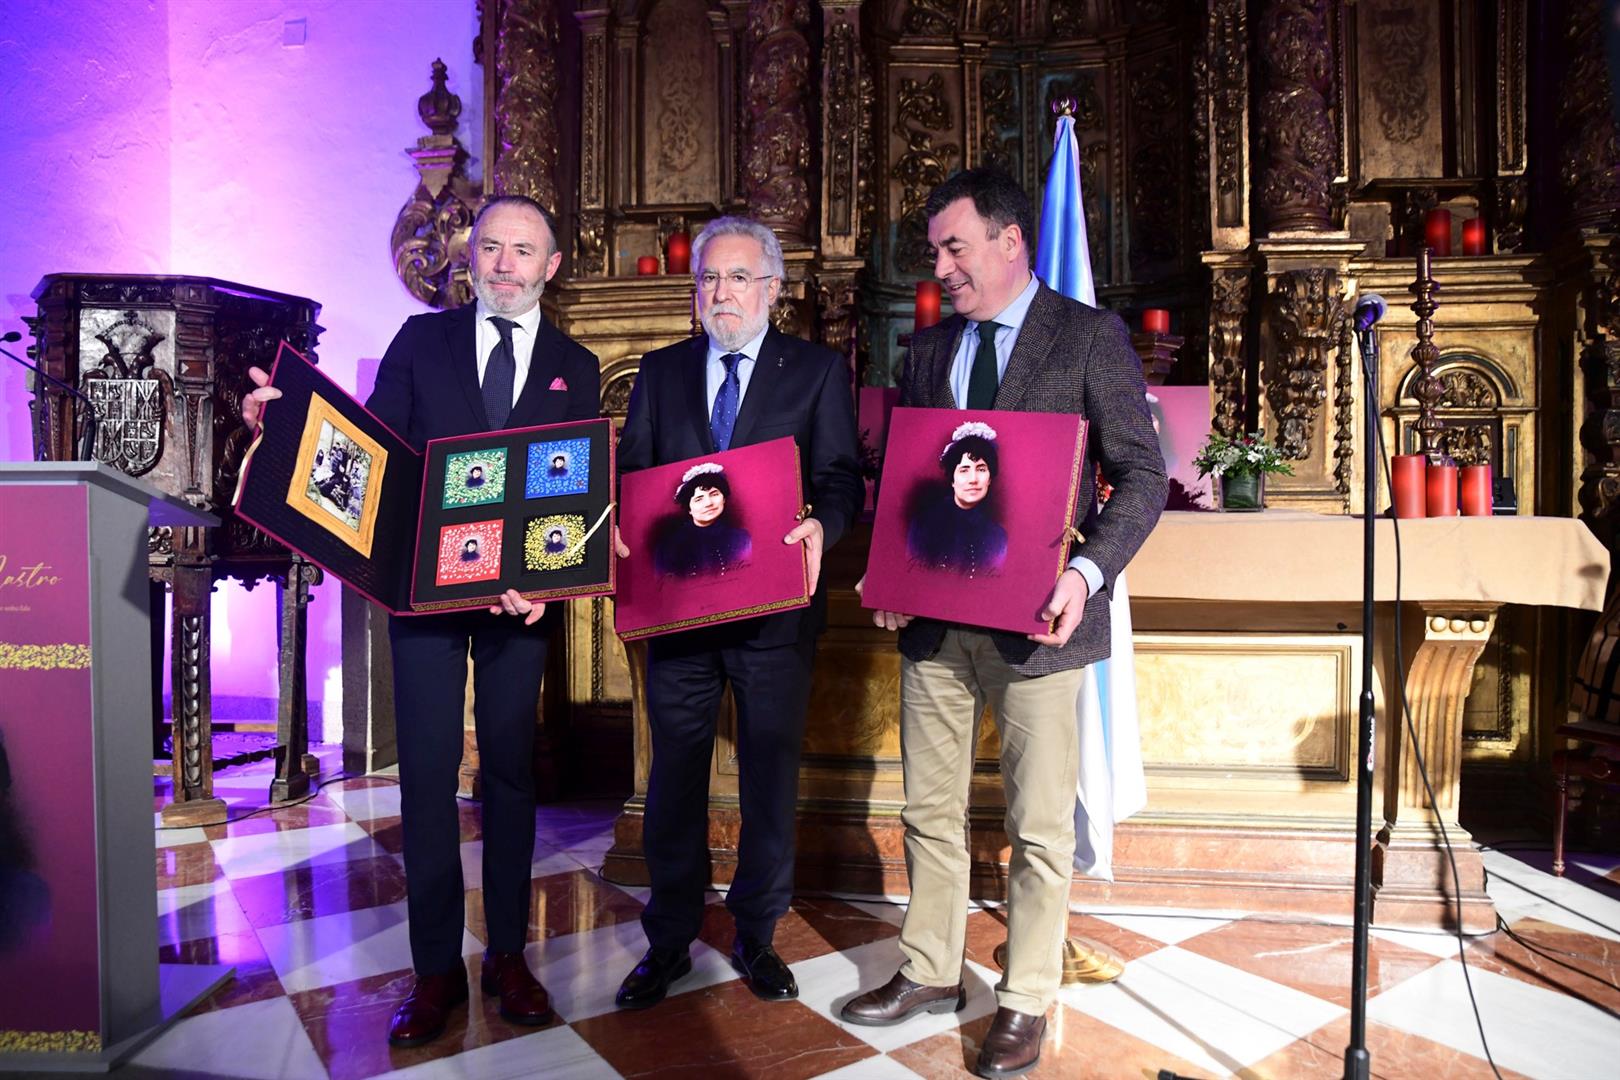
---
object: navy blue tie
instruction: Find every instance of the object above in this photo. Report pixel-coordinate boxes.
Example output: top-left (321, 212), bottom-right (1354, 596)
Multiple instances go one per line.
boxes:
top-left (483, 317), bottom-right (517, 430)
top-left (710, 352), bottom-right (743, 450)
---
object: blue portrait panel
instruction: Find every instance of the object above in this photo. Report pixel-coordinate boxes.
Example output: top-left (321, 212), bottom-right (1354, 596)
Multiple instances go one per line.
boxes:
top-left (526, 437), bottom-right (591, 499)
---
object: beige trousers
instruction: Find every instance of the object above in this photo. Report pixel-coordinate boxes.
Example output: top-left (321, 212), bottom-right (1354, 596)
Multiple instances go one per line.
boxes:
top-left (896, 628), bottom-right (1083, 1016)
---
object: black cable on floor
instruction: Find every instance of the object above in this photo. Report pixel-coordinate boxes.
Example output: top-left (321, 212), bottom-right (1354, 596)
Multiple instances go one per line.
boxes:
top-left (153, 769), bottom-right (400, 830)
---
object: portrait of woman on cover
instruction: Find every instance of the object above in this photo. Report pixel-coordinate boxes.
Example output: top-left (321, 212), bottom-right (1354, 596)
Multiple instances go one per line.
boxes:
top-left (653, 462), bottom-right (752, 579)
top-left (906, 421), bottom-right (1008, 577)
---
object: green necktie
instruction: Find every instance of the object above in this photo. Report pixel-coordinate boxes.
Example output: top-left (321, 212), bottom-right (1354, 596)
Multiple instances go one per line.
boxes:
top-left (965, 320), bottom-right (1003, 410)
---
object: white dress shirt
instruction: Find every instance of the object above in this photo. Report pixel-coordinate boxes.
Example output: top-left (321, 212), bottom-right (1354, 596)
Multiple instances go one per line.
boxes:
top-left (474, 301), bottom-right (545, 410)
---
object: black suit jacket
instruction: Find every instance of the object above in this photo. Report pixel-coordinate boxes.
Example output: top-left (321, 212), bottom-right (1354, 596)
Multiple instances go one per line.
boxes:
top-left (897, 282), bottom-right (1167, 675)
top-left (617, 327), bottom-right (863, 649)
top-left (367, 303), bottom-right (602, 448)
top-left (365, 303), bottom-right (602, 623)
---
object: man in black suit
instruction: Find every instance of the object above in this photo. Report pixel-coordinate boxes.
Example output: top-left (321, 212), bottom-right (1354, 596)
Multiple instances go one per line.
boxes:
top-left (612, 216), bottom-right (862, 1008)
top-left (244, 195), bottom-right (601, 1046)
top-left (843, 170), bottom-right (1166, 1079)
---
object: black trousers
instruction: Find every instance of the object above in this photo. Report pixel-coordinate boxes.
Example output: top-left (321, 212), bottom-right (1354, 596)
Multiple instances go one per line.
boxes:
top-left (639, 633), bottom-right (815, 951)
top-left (389, 611), bottom-right (548, 976)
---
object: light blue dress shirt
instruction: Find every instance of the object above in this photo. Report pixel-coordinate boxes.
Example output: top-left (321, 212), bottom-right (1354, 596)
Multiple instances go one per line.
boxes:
top-left (945, 273), bottom-right (1103, 598)
top-left (705, 326), bottom-right (769, 415)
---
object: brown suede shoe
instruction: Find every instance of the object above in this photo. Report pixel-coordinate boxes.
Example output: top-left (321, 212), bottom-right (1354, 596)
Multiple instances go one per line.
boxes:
top-left (480, 949), bottom-right (553, 1025)
top-left (975, 1007), bottom-right (1046, 1079)
top-left (839, 970), bottom-right (966, 1027)
top-left (386, 971), bottom-right (469, 1047)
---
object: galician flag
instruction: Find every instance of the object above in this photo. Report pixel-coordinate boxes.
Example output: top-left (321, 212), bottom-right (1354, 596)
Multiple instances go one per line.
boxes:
top-left (1035, 110), bottom-right (1148, 880)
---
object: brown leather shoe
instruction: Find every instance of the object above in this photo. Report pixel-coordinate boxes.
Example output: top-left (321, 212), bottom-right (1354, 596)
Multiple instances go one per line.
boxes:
top-left (975, 1007), bottom-right (1046, 1079)
top-left (386, 971), bottom-right (469, 1047)
top-left (480, 949), bottom-right (553, 1025)
top-left (839, 970), bottom-right (965, 1027)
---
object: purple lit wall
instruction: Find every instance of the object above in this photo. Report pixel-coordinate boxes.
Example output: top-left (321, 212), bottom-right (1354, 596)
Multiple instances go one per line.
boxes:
top-left (0, 0), bottom-right (484, 737)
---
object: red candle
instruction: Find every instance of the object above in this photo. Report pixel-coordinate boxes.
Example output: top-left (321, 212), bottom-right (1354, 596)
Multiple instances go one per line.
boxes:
top-left (915, 281), bottom-right (942, 329)
top-left (1391, 454), bottom-right (1427, 518)
top-left (1424, 208), bottom-right (1453, 257)
top-left (1459, 464), bottom-right (1492, 516)
top-left (665, 231), bottom-right (691, 275)
top-left (1142, 308), bottom-right (1170, 335)
top-left (1461, 218), bottom-right (1486, 257)
top-left (1426, 462), bottom-right (1459, 517)
top-left (636, 255), bottom-right (659, 275)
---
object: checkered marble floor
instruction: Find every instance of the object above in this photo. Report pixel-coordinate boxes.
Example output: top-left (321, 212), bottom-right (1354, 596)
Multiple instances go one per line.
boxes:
top-left (131, 749), bottom-right (1620, 1079)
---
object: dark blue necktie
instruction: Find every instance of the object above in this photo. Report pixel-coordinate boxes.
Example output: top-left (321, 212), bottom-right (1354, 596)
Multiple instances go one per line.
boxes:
top-left (710, 351), bottom-right (743, 450)
top-left (483, 316), bottom-right (517, 430)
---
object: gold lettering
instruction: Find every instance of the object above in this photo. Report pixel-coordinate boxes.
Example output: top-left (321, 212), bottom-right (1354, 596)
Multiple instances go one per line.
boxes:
top-left (0, 557), bottom-right (61, 590)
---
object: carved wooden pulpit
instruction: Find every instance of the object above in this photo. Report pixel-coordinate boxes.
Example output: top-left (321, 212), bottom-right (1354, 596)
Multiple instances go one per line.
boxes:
top-left (25, 275), bottom-right (324, 824)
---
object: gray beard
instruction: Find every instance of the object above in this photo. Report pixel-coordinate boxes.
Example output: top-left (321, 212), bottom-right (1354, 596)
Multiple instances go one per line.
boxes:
top-left (474, 276), bottom-right (545, 317)
top-left (702, 310), bottom-right (770, 352)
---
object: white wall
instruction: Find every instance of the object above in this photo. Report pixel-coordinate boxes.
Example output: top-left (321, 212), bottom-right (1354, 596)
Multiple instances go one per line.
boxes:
top-left (0, 0), bottom-right (484, 731)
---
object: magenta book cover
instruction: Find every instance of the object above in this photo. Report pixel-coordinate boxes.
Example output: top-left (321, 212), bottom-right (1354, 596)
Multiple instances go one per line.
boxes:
top-left (614, 437), bottom-right (809, 640)
top-left (861, 407), bottom-right (1087, 636)
top-left (0, 485), bottom-right (102, 1043)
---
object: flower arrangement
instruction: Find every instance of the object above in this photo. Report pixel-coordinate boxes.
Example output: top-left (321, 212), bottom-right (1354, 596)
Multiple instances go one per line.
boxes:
top-left (1192, 430), bottom-right (1294, 481)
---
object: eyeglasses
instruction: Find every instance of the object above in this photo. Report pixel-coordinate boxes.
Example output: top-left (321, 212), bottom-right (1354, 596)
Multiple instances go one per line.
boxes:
top-left (696, 270), bottom-right (775, 293)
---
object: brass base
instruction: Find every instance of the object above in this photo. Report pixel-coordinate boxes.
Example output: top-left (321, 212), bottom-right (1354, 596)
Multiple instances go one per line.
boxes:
top-left (992, 935), bottom-right (1127, 985)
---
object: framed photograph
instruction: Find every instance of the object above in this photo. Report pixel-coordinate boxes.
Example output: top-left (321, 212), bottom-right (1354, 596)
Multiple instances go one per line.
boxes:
top-left (235, 342), bottom-right (614, 615)
top-left (443, 447), bottom-right (507, 509)
top-left (1148, 386), bottom-right (1216, 512)
top-left (861, 408), bottom-right (1087, 636)
top-left (434, 520), bottom-right (504, 586)
top-left (525, 437), bottom-right (590, 499)
top-left (286, 392), bottom-right (389, 558)
top-left (614, 437), bottom-right (809, 641)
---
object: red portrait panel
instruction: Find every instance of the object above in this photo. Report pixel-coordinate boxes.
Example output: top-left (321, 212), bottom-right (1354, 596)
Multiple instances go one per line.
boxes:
top-left (614, 437), bottom-right (809, 640)
top-left (861, 407), bottom-right (1087, 636)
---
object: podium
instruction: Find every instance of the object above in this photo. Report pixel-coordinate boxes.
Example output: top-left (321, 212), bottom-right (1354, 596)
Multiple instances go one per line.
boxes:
top-left (0, 463), bottom-right (232, 1071)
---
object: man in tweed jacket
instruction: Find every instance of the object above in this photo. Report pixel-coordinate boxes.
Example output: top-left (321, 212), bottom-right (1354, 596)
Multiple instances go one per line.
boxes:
top-left (843, 169), bottom-right (1166, 1079)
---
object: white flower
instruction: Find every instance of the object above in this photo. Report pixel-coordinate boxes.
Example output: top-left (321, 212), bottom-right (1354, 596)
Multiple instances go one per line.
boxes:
top-left (949, 420), bottom-right (998, 444)
top-left (675, 461), bottom-right (724, 497)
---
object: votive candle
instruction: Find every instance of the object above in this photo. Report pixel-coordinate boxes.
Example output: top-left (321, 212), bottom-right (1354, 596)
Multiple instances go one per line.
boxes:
top-left (636, 255), bottom-right (659, 275)
top-left (1424, 208), bottom-right (1453, 257)
top-left (1459, 464), bottom-right (1492, 516)
top-left (915, 281), bottom-right (942, 329)
top-left (665, 231), bottom-right (691, 275)
top-left (1391, 454), bottom-right (1427, 518)
top-left (1461, 218), bottom-right (1487, 257)
top-left (1426, 462), bottom-right (1459, 517)
top-left (1142, 308), bottom-right (1171, 335)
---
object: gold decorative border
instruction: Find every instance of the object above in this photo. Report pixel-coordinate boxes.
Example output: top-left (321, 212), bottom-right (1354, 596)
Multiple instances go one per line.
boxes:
top-left (617, 595), bottom-right (810, 641)
top-left (0, 642), bottom-right (92, 670)
top-left (0, 1029), bottom-right (102, 1053)
top-left (284, 392), bottom-right (388, 559)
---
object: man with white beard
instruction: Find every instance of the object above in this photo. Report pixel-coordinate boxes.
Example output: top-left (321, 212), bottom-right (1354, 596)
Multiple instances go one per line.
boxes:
top-left (242, 195), bottom-right (601, 1047)
top-left (612, 217), bottom-right (863, 1009)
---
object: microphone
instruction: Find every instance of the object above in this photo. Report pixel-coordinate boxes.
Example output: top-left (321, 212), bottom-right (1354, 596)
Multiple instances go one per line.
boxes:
top-left (0, 330), bottom-right (101, 462)
top-left (1354, 293), bottom-right (1387, 333)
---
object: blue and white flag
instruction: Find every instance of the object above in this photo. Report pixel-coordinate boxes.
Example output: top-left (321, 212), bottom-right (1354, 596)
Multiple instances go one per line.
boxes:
top-left (1035, 112), bottom-right (1147, 881)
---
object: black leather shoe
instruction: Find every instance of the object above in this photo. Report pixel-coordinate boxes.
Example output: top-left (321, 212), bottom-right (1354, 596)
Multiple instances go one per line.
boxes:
top-left (730, 936), bottom-right (797, 1001)
top-left (975, 1007), bottom-right (1046, 1079)
top-left (615, 947), bottom-right (692, 1009)
top-left (386, 970), bottom-right (469, 1047)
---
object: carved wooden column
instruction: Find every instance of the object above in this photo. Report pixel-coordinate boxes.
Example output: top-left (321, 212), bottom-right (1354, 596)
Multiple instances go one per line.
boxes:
top-left (271, 556), bottom-right (322, 803)
top-left (1202, 2), bottom-right (1255, 439)
top-left (574, 6), bottom-right (611, 278)
top-left (1254, 0), bottom-right (1336, 234)
top-left (168, 538), bottom-right (223, 824)
top-left (1374, 604), bottom-right (1497, 931)
top-left (815, 1), bottom-right (868, 381)
top-left (488, 0), bottom-right (562, 212)
top-left (1492, 0), bottom-right (1529, 253)
top-left (1557, 0), bottom-right (1620, 232)
top-left (742, 0), bottom-right (813, 242)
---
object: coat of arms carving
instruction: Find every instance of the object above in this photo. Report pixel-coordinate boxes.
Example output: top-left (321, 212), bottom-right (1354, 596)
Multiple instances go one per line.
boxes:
top-left (78, 308), bottom-right (175, 476)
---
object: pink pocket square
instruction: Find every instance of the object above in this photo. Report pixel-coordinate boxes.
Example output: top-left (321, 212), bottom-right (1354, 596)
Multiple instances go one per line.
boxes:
top-left (548, 377), bottom-right (568, 391)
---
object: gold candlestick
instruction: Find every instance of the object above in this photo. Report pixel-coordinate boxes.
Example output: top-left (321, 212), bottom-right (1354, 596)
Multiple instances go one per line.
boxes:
top-left (1408, 246), bottom-right (1445, 461)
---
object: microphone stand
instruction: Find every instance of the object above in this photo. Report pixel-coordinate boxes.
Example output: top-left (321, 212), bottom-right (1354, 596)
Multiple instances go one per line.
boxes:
top-left (0, 336), bottom-right (99, 462)
top-left (1345, 313), bottom-right (1381, 1080)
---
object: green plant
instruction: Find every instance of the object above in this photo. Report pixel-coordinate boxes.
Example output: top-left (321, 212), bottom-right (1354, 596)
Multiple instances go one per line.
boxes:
top-left (1192, 430), bottom-right (1295, 480)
